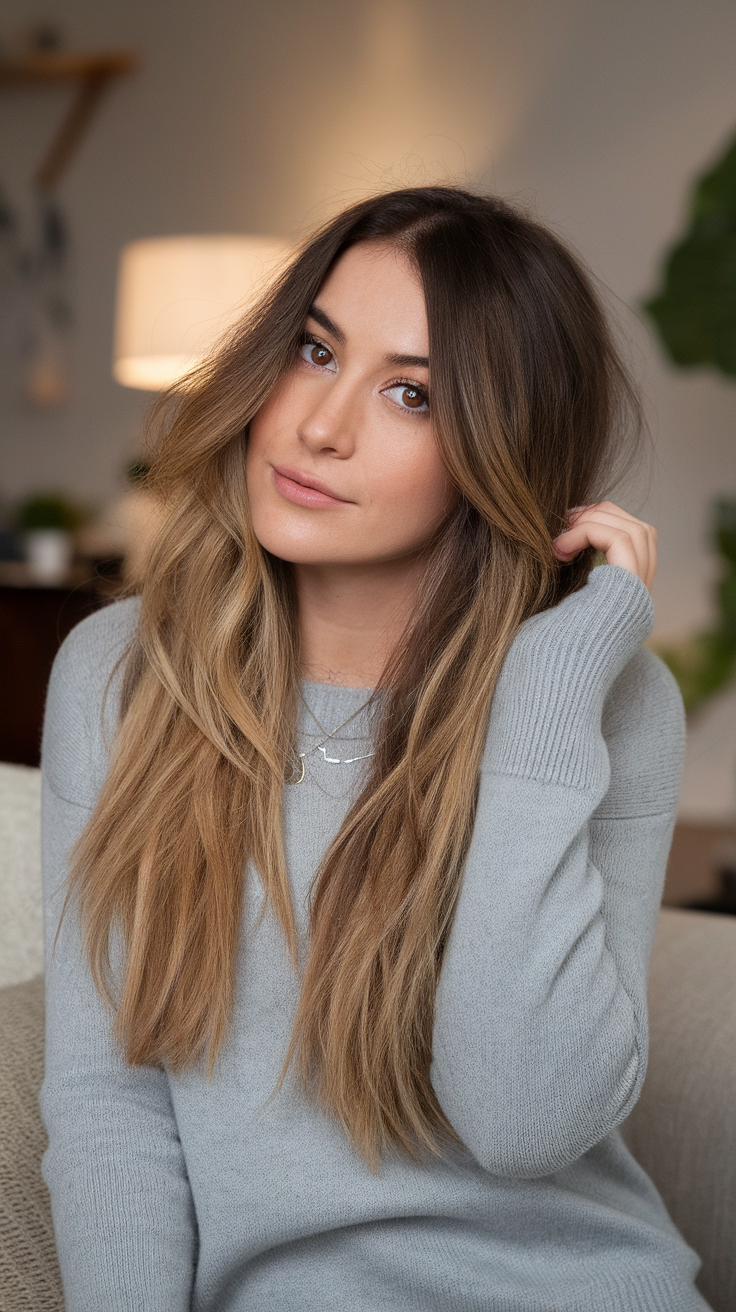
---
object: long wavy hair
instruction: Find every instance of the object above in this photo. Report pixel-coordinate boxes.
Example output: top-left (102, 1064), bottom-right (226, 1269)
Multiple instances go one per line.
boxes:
top-left (63, 186), bottom-right (642, 1166)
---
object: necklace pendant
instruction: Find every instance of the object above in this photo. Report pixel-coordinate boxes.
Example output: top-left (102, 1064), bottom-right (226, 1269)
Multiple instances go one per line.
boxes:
top-left (313, 747), bottom-right (376, 767)
top-left (289, 692), bottom-right (376, 783)
top-left (317, 746), bottom-right (342, 764)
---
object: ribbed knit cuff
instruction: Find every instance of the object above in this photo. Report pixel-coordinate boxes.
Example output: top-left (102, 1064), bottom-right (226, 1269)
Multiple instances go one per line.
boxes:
top-left (566, 1269), bottom-right (707, 1312)
top-left (483, 565), bottom-right (654, 790)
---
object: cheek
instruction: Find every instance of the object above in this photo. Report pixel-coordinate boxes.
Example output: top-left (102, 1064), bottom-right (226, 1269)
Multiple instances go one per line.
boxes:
top-left (245, 385), bottom-right (295, 515)
top-left (247, 383), bottom-right (291, 460)
top-left (370, 443), bottom-right (455, 531)
top-left (244, 416), bottom-right (276, 542)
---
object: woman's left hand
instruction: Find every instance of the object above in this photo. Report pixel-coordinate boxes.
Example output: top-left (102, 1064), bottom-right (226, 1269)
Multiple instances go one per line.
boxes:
top-left (552, 501), bottom-right (657, 594)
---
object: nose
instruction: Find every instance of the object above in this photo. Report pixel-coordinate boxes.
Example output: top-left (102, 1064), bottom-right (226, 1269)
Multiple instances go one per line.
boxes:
top-left (296, 377), bottom-right (358, 458)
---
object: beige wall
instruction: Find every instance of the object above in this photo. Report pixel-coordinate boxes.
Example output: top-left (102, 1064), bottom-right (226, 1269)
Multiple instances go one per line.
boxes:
top-left (2, 0), bottom-right (736, 651)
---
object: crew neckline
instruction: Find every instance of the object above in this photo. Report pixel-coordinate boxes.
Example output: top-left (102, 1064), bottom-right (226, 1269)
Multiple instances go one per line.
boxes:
top-left (301, 678), bottom-right (375, 696)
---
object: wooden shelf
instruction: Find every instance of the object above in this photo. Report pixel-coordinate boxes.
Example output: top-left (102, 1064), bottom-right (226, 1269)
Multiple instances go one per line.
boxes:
top-left (0, 50), bottom-right (137, 87)
top-left (0, 48), bottom-right (137, 189)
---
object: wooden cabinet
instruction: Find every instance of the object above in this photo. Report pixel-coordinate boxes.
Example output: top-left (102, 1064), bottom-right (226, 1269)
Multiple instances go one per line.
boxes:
top-left (664, 820), bottom-right (736, 913)
top-left (0, 574), bottom-right (113, 766)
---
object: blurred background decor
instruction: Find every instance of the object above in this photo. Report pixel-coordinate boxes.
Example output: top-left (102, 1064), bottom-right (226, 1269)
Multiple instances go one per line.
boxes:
top-left (645, 129), bottom-right (736, 714)
top-left (0, 27), bottom-right (135, 411)
top-left (0, 23), bottom-right (138, 768)
top-left (113, 233), bottom-right (293, 390)
top-left (15, 490), bottom-right (87, 584)
top-left (645, 129), bottom-right (736, 380)
top-left (653, 498), bottom-right (736, 714)
top-left (644, 126), bottom-right (736, 912)
top-left (0, 179), bottom-right (72, 412)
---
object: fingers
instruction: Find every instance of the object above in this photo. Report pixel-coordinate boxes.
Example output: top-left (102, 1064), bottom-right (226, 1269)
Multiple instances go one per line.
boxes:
top-left (552, 501), bottom-right (657, 593)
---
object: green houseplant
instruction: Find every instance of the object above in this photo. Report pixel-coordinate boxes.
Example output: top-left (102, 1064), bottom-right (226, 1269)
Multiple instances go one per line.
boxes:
top-left (15, 493), bottom-right (86, 532)
top-left (14, 492), bottom-right (88, 585)
top-left (644, 128), bottom-right (736, 711)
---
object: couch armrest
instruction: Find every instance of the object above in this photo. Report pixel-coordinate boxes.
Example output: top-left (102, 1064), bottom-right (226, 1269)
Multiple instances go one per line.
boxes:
top-left (0, 975), bottom-right (62, 1310)
top-left (622, 908), bottom-right (736, 1312)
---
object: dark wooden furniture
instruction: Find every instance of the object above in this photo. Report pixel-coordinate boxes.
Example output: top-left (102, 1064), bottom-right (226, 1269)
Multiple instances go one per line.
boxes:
top-left (0, 570), bottom-right (115, 766)
top-left (664, 820), bottom-right (736, 914)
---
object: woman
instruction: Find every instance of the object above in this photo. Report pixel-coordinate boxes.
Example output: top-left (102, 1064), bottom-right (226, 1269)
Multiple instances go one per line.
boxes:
top-left (41, 186), bottom-right (710, 1310)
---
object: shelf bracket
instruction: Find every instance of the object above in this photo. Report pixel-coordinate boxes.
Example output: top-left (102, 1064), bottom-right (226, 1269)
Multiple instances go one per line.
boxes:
top-left (0, 51), bottom-right (137, 190)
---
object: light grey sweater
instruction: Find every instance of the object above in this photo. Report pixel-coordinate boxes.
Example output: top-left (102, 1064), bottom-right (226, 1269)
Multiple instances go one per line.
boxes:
top-left (40, 564), bottom-right (711, 1311)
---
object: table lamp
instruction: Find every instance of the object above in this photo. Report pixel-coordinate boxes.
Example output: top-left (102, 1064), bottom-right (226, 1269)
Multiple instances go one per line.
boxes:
top-left (113, 234), bottom-right (293, 390)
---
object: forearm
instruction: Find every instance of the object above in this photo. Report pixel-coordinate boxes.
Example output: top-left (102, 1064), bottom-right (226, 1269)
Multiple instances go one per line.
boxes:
top-left (42, 1067), bottom-right (197, 1311)
top-left (430, 565), bottom-right (683, 1177)
top-left (41, 775), bottom-right (197, 1310)
top-left (431, 777), bottom-right (672, 1177)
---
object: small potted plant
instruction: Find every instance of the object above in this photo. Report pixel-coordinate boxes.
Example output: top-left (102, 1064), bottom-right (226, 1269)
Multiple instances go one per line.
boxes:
top-left (15, 493), bottom-right (87, 585)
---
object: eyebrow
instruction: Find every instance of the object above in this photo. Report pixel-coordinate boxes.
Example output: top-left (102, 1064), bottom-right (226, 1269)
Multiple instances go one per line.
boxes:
top-left (384, 352), bottom-right (430, 368)
top-left (308, 304), bottom-right (345, 345)
top-left (307, 303), bottom-right (429, 370)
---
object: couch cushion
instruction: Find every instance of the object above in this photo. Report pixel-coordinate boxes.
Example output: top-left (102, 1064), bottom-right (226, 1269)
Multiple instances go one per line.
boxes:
top-left (0, 763), bottom-right (43, 989)
top-left (0, 975), bottom-right (62, 1311)
top-left (622, 907), bottom-right (736, 1312)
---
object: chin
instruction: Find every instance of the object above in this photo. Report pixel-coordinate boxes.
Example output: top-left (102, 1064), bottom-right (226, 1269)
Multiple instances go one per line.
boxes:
top-left (250, 528), bottom-right (344, 566)
top-left (248, 508), bottom-right (429, 569)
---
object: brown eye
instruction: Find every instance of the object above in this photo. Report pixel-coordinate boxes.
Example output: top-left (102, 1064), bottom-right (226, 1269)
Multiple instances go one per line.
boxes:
top-left (401, 386), bottom-right (424, 409)
top-left (382, 382), bottom-right (430, 414)
top-left (299, 338), bottom-right (337, 371)
top-left (310, 343), bottom-right (332, 366)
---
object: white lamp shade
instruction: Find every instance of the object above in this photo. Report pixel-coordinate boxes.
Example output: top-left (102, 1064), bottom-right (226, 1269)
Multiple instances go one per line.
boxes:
top-left (113, 235), bottom-right (293, 390)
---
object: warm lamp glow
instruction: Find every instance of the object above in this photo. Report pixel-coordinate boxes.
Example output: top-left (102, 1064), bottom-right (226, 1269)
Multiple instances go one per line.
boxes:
top-left (113, 234), bottom-right (293, 390)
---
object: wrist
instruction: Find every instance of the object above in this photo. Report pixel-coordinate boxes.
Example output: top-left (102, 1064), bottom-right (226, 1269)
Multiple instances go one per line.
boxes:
top-left (482, 565), bottom-right (654, 789)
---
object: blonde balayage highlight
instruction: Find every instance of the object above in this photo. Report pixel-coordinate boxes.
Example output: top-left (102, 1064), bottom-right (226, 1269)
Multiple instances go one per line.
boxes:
top-left (62, 187), bottom-right (642, 1165)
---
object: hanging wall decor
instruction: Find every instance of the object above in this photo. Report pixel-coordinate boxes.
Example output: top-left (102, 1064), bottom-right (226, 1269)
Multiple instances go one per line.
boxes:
top-left (0, 34), bottom-right (136, 408)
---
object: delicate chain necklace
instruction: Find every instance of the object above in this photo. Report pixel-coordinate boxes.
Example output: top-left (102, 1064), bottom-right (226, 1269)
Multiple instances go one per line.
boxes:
top-left (286, 692), bottom-right (375, 784)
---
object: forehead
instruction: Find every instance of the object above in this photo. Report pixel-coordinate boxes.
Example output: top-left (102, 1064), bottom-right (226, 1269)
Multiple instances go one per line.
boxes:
top-left (315, 241), bottom-right (428, 356)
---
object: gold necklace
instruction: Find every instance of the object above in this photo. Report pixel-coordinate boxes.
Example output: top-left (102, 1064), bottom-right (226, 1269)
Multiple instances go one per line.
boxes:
top-left (286, 693), bottom-right (375, 784)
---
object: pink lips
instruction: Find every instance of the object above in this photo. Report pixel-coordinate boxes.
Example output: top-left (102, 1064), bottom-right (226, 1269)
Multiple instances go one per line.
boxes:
top-left (271, 466), bottom-right (353, 508)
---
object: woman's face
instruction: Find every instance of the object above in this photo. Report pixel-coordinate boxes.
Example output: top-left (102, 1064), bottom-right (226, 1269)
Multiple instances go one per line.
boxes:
top-left (246, 240), bottom-right (456, 568)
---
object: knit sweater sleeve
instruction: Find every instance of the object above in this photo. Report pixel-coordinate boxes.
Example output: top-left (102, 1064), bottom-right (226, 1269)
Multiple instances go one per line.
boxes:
top-left (430, 564), bottom-right (686, 1178)
top-left (39, 599), bottom-right (197, 1312)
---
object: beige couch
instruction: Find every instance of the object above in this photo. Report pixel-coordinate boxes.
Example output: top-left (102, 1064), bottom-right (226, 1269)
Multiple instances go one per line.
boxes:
top-left (621, 908), bottom-right (736, 1311)
top-left (1, 764), bottom-right (735, 1311)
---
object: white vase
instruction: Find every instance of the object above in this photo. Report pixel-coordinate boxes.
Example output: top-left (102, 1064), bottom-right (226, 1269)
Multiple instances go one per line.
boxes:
top-left (23, 529), bottom-right (74, 585)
